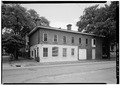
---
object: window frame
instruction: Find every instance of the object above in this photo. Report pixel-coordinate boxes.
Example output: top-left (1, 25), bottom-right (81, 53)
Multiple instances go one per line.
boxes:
top-left (37, 47), bottom-right (39, 57)
top-left (71, 37), bottom-right (74, 44)
top-left (43, 33), bottom-right (48, 42)
top-left (79, 38), bottom-right (81, 44)
top-left (86, 39), bottom-right (88, 45)
top-left (92, 38), bottom-right (96, 47)
top-left (32, 51), bottom-right (33, 56)
top-left (54, 34), bottom-right (58, 42)
top-left (71, 48), bottom-right (74, 56)
top-left (63, 36), bottom-right (66, 44)
top-left (63, 48), bottom-right (67, 57)
top-left (52, 47), bottom-right (58, 57)
top-left (43, 48), bottom-right (48, 57)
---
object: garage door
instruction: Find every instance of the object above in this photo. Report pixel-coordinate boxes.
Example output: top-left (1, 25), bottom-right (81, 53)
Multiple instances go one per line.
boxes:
top-left (79, 49), bottom-right (87, 59)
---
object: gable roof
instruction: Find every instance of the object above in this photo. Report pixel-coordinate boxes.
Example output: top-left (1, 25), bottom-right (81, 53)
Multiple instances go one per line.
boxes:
top-left (28, 25), bottom-right (104, 37)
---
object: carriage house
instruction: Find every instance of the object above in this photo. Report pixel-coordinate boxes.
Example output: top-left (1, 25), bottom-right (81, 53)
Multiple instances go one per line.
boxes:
top-left (28, 24), bottom-right (103, 62)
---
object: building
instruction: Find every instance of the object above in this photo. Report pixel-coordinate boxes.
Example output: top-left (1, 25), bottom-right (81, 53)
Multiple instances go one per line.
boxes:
top-left (28, 24), bottom-right (103, 62)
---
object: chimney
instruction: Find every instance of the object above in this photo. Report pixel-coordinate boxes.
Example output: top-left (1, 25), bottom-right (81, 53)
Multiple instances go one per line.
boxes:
top-left (67, 24), bottom-right (72, 30)
top-left (35, 18), bottom-right (41, 26)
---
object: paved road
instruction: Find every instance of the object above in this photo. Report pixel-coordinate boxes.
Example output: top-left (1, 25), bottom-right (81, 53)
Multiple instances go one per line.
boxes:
top-left (2, 61), bottom-right (116, 84)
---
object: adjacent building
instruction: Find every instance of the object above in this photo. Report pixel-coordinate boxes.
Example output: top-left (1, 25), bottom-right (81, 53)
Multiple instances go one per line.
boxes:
top-left (28, 24), bottom-right (103, 62)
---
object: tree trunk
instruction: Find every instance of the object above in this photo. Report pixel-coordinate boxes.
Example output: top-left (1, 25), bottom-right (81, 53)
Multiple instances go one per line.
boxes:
top-left (106, 42), bottom-right (110, 60)
top-left (14, 47), bottom-right (18, 60)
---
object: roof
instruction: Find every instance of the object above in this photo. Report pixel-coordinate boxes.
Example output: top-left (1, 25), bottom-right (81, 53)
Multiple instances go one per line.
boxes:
top-left (28, 25), bottom-right (104, 37)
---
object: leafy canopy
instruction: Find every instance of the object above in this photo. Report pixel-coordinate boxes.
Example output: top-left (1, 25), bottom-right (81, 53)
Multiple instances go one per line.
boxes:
top-left (76, 2), bottom-right (117, 44)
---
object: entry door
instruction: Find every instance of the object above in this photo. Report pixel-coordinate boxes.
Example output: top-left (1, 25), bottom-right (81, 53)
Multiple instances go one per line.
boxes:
top-left (92, 49), bottom-right (95, 59)
top-left (79, 49), bottom-right (87, 59)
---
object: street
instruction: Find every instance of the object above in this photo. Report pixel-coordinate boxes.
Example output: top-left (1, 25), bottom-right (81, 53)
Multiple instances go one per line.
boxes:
top-left (2, 61), bottom-right (116, 83)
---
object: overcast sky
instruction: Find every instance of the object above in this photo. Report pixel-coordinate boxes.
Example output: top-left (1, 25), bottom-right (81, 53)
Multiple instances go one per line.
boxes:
top-left (22, 2), bottom-right (111, 31)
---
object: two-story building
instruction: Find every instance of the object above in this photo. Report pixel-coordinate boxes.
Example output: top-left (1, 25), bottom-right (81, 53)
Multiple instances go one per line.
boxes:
top-left (28, 24), bottom-right (103, 62)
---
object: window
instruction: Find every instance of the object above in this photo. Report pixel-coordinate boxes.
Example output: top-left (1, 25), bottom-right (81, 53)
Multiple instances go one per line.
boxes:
top-left (52, 47), bottom-right (58, 56)
top-left (63, 36), bottom-right (66, 43)
top-left (72, 37), bottom-right (74, 44)
top-left (79, 38), bottom-right (81, 44)
top-left (93, 39), bottom-right (96, 45)
top-left (37, 47), bottom-right (39, 57)
top-left (43, 33), bottom-right (47, 41)
top-left (43, 48), bottom-right (48, 57)
top-left (86, 39), bottom-right (88, 44)
top-left (63, 48), bottom-right (67, 57)
top-left (54, 35), bottom-right (58, 42)
top-left (71, 48), bottom-right (74, 56)
top-left (34, 49), bottom-right (36, 57)
top-left (32, 51), bottom-right (33, 56)
top-left (92, 39), bottom-right (96, 47)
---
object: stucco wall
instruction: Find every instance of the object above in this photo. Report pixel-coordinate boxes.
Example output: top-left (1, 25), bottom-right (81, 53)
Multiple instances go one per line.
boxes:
top-left (30, 44), bottom-right (78, 62)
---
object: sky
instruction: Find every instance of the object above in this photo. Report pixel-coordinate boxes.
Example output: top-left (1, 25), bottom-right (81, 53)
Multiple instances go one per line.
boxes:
top-left (21, 2), bottom-right (111, 31)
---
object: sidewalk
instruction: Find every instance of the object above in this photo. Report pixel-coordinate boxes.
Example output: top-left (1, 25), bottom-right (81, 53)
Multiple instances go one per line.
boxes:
top-left (2, 56), bottom-right (116, 70)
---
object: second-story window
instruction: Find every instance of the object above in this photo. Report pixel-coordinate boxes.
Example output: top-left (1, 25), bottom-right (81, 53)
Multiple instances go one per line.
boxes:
top-left (93, 39), bottom-right (96, 45)
top-left (86, 39), bottom-right (88, 45)
top-left (79, 38), bottom-right (81, 44)
top-left (43, 33), bottom-right (47, 41)
top-left (92, 39), bottom-right (96, 47)
top-left (54, 35), bottom-right (58, 42)
top-left (63, 36), bottom-right (66, 44)
top-left (71, 37), bottom-right (74, 44)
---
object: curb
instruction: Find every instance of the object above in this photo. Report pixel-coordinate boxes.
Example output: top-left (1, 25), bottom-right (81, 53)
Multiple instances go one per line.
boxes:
top-left (3, 60), bottom-right (115, 70)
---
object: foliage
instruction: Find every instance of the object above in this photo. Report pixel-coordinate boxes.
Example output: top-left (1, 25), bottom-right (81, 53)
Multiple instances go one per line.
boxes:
top-left (2, 33), bottom-right (25, 59)
top-left (27, 9), bottom-right (50, 27)
top-left (2, 4), bottom-right (50, 35)
top-left (76, 1), bottom-right (118, 58)
top-left (76, 2), bottom-right (117, 42)
top-left (2, 4), bottom-right (32, 36)
top-left (2, 4), bottom-right (50, 59)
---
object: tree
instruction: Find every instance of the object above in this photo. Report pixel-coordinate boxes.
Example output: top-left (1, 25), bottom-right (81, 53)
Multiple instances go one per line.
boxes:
top-left (39, 16), bottom-right (50, 26)
top-left (27, 9), bottom-right (50, 27)
top-left (2, 33), bottom-right (25, 60)
top-left (76, 1), bottom-right (118, 59)
top-left (2, 4), bottom-right (51, 60)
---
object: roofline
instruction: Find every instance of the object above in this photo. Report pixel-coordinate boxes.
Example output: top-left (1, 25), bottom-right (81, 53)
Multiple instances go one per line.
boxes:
top-left (28, 26), bottom-right (104, 37)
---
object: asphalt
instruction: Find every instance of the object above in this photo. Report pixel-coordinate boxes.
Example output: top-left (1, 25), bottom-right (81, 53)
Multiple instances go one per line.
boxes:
top-left (2, 55), bottom-right (116, 70)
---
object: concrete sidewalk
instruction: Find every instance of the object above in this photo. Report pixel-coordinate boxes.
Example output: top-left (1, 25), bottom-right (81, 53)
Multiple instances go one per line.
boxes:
top-left (2, 57), bottom-right (116, 70)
